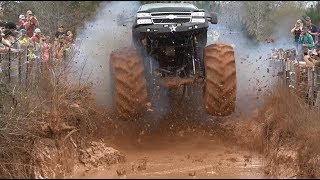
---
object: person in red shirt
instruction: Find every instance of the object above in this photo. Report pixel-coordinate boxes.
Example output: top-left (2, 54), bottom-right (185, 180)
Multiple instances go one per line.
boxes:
top-left (25, 10), bottom-right (38, 38)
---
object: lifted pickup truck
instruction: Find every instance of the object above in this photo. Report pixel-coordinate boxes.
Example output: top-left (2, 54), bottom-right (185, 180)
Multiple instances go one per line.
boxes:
top-left (110, 3), bottom-right (237, 119)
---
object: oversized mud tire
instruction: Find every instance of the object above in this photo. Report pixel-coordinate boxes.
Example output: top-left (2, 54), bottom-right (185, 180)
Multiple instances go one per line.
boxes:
top-left (110, 48), bottom-right (148, 120)
top-left (204, 44), bottom-right (236, 116)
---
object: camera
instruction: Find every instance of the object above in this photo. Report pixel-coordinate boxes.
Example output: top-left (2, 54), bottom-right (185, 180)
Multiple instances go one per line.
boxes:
top-left (303, 49), bottom-right (311, 56)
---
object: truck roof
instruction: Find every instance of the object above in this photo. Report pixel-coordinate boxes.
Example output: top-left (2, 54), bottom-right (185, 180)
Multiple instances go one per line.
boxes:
top-left (138, 3), bottom-right (198, 12)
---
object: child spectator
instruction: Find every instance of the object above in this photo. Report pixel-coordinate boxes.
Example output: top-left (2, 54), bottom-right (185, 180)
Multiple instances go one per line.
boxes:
top-left (40, 36), bottom-right (51, 63)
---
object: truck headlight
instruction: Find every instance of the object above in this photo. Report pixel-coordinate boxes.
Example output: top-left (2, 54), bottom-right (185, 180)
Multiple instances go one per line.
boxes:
top-left (191, 18), bottom-right (205, 23)
top-left (137, 13), bottom-right (151, 18)
top-left (192, 12), bottom-right (205, 17)
top-left (137, 19), bottom-right (152, 25)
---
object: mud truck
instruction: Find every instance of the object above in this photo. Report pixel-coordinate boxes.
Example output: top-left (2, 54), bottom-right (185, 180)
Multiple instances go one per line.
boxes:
top-left (110, 3), bottom-right (237, 119)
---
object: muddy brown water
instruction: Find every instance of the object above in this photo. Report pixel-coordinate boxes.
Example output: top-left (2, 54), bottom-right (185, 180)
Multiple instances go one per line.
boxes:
top-left (71, 87), bottom-right (269, 177)
top-left (71, 97), bottom-right (268, 179)
top-left (72, 134), bottom-right (266, 179)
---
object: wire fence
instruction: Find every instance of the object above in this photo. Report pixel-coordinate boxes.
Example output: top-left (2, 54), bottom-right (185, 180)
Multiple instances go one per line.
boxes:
top-left (0, 49), bottom-right (40, 87)
top-left (0, 44), bottom-right (75, 91)
top-left (271, 48), bottom-right (320, 110)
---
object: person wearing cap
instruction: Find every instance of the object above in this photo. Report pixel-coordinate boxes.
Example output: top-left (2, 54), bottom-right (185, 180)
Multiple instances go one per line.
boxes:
top-left (305, 16), bottom-right (318, 43)
top-left (31, 28), bottom-right (41, 62)
top-left (25, 10), bottom-right (38, 38)
top-left (17, 14), bottom-right (26, 31)
top-left (298, 27), bottom-right (315, 49)
top-left (31, 28), bottom-right (41, 43)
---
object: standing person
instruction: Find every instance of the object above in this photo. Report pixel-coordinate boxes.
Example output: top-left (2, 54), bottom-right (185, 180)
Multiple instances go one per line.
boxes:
top-left (25, 10), bottom-right (38, 38)
top-left (305, 16), bottom-right (318, 43)
top-left (2, 29), bottom-right (13, 47)
top-left (40, 36), bottom-right (51, 63)
top-left (303, 48), bottom-right (320, 68)
top-left (17, 14), bottom-right (26, 31)
top-left (17, 29), bottom-right (30, 50)
top-left (298, 27), bottom-right (315, 50)
top-left (31, 28), bottom-right (41, 43)
top-left (291, 19), bottom-right (303, 57)
top-left (56, 34), bottom-right (67, 60)
top-left (315, 27), bottom-right (320, 48)
top-left (40, 36), bottom-right (51, 74)
top-left (55, 25), bottom-right (65, 40)
top-left (65, 30), bottom-right (73, 44)
top-left (0, 6), bottom-right (4, 23)
top-left (17, 29), bottom-right (31, 77)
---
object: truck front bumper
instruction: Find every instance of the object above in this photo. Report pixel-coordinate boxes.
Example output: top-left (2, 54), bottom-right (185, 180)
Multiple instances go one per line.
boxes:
top-left (133, 22), bottom-right (208, 35)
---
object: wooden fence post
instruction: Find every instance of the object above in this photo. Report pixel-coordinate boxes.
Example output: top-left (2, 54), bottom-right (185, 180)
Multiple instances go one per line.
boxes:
top-left (308, 68), bottom-right (315, 106)
top-left (314, 66), bottom-right (320, 109)
top-left (8, 51), bottom-right (11, 83)
top-left (18, 51), bottom-right (22, 83)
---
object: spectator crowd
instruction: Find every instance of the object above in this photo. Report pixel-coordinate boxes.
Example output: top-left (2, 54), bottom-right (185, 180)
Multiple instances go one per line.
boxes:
top-left (0, 7), bottom-right (74, 74)
top-left (291, 16), bottom-right (320, 68)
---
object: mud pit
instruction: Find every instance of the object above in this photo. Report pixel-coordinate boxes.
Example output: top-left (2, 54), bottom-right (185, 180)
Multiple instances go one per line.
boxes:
top-left (69, 92), bottom-right (269, 179)
top-left (72, 136), bottom-right (266, 179)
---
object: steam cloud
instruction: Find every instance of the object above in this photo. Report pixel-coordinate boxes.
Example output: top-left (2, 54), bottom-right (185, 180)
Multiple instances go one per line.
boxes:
top-left (72, 1), bottom-right (141, 108)
top-left (208, 3), bottom-right (294, 116)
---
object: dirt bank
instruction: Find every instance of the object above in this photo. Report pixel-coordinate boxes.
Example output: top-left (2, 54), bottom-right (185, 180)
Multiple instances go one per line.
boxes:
top-left (220, 87), bottom-right (320, 178)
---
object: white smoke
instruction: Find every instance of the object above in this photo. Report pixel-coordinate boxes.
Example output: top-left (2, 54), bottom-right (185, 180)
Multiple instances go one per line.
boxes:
top-left (207, 2), bottom-right (296, 116)
top-left (71, 1), bottom-right (141, 108)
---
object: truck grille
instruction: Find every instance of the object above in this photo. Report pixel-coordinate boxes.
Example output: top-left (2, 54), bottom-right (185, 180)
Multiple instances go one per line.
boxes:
top-left (151, 12), bottom-right (192, 24)
top-left (151, 12), bottom-right (191, 16)
top-left (152, 18), bottom-right (191, 24)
